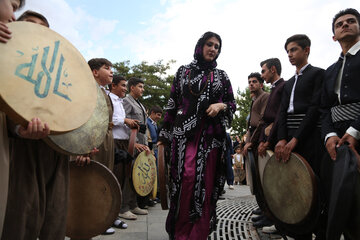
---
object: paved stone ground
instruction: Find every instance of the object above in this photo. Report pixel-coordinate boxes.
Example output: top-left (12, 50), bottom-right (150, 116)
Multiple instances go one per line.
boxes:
top-left (65, 184), bottom-right (284, 240)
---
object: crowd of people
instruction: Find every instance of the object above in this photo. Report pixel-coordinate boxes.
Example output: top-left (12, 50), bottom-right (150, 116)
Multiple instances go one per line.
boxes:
top-left (237, 8), bottom-right (360, 240)
top-left (0, 1), bottom-right (359, 240)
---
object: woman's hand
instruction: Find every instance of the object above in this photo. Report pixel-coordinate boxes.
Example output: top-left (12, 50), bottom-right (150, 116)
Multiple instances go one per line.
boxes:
top-left (206, 103), bottom-right (226, 117)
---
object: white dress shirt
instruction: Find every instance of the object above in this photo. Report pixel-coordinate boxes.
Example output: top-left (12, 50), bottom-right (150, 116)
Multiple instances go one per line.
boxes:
top-left (108, 92), bottom-right (129, 140)
top-left (287, 64), bottom-right (309, 113)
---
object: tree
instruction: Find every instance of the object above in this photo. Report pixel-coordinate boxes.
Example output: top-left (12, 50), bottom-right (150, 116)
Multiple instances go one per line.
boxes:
top-left (231, 87), bottom-right (252, 138)
top-left (112, 60), bottom-right (175, 111)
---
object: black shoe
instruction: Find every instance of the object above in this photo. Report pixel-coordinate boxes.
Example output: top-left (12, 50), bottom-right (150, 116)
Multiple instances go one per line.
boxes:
top-left (138, 203), bottom-right (148, 209)
top-left (253, 217), bottom-right (273, 228)
top-left (252, 207), bottom-right (262, 215)
top-left (147, 199), bottom-right (156, 207)
top-left (222, 189), bottom-right (226, 194)
top-left (251, 214), bottom-right (264, 222)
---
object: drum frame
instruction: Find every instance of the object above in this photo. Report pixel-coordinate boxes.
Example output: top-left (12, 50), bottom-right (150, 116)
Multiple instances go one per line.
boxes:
top-left (66, 160), bottom-right (121, 239)
top-left (262, 152), bottom-right (320, 235)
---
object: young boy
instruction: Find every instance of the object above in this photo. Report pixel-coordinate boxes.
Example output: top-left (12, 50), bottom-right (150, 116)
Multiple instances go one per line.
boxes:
top-left (119, 77), bottom-right (150, 219)
top-left (87, 58), bottom-right (116, 235)
top-left (275, 34), bottom-right (325, 239)
top-left (17, 10), bottom-right (49, 27)
top-left (1, 8), bottom-right (71, 240)
top-left (232, 145), bottom-right (244, 185)
top-left (88, 58), bottom-right (115, 171)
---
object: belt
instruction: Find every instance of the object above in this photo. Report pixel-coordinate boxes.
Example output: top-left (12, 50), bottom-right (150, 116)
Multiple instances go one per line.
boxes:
top-left (286, 113), bottom-right (321, 129)
top-left (331, 102), bottom-right (360, 123)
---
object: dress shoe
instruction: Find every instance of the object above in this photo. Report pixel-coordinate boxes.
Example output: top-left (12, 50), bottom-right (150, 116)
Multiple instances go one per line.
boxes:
top-left (119, 211), bottom-right (137, 220)
top-left (131, 207), bottom-right (148, 215)
top-left (252, 207), bottom-right (262, 215)
top-left (147, 199), bottom-right (156, 207)
top-left (252, 217), bottom-right (273, 228)
top-left (262, 225), bottom-right (278, 234)
top-left (251, 214), bottom-right (264, 222)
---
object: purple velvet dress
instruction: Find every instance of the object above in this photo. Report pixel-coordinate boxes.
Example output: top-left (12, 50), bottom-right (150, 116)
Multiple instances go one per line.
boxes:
top-left (159, 63), bottom-right (236, 239)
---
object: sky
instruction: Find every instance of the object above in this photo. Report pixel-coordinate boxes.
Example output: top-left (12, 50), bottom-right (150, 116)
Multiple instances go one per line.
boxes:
top-left (16, 0), bottom-right (359, 93)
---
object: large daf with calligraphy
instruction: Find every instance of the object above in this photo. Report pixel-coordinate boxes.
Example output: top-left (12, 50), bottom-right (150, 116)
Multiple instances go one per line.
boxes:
top-left (0, 22), bottom-right (97, 133)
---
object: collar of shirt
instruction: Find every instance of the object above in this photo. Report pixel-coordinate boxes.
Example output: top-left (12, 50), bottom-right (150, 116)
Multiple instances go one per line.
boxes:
top-left (295, 63), bottom-right (309, 77)
top-left (347, 40), bottom-right (360, 56)
top-left (148, 117), bottom-right (156, 126)
top-left (271, 78), bottom-right (281, 88)
top-left (109, 92), bottom-right (123, 103)
top-left (339, 40), bottom-right (360, 59)
top-left (99, 85), bottom-right (110, 94)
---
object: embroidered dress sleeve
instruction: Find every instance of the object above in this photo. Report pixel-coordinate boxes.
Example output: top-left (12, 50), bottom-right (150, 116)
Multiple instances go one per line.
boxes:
top-left (159, 67), bottom-right (182, 144)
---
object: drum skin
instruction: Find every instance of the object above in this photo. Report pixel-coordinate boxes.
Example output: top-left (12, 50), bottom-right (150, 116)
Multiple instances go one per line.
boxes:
top-left (132, 151), bottom-right (157, 197)
top-left (258, 150), bottom-right (273, 186)
top-left (262, 153), bottom-right (316, 225)
top-left (0, 22), bottom-right (97, 133)
top-left (45, 86), bottom-right (108, 155)
top-left (66, 160), bottom-right (121, 239)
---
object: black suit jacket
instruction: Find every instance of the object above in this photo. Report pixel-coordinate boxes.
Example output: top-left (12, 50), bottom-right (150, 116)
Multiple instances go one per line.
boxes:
top-left (321, 50), bottom-right (360, 139)
top-left (278, 64), bottom-right (325, 142)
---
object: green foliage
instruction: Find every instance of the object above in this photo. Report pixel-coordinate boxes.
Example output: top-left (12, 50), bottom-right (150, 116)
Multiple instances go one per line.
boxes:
top-left (231, 87), bottom-right (251, 137)
top-left (231, 85), bottom-right (270, 138)
top-left (112, 60), bottom-right (175, 111)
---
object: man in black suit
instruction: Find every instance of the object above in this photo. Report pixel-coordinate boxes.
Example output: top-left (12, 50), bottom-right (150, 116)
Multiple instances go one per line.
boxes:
top-left (275, 34), bottom-right (324, 172)
top-left (321, 8), bottom-right (360, 239)
top-left (275, 34), bottom-right (325, 239)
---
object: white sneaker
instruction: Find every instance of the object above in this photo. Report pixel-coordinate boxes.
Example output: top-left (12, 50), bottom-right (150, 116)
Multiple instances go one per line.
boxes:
top-left (229, 185), bottom-right (234, 189)
top-left (262, 225), bottom-right (277, 233)
top-left (102, 227), bottom-right (115, 235)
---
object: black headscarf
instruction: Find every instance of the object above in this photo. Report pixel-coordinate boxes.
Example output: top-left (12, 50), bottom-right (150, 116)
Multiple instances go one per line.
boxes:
top-left (190, 31), bottom-right (222, 70)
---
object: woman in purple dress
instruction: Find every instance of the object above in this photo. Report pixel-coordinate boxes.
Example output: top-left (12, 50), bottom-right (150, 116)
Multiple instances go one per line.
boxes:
top-left (158, 31), bottom-right (236, 240)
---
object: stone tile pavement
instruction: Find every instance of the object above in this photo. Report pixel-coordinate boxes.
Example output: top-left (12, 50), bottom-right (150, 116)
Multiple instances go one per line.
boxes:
top-left (66, 184), bottom-right (285, 240)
